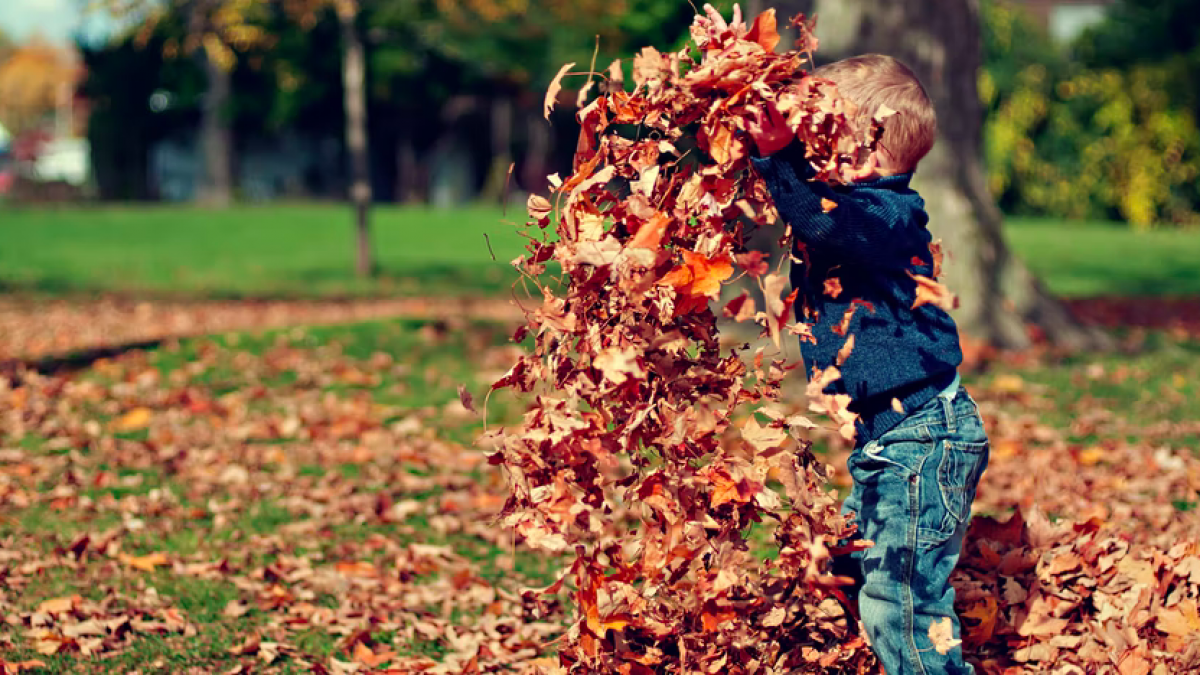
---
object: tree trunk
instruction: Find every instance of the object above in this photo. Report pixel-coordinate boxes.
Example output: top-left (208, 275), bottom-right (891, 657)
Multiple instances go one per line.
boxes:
top-left (779, 0), bottom-right (1110, 350)
top-left (480, 94), bottom-right (514, 203)
top-left (396, 131), bottom-right (421, 203)
top-left (521, 105), bottom-right (552, 194)
top-left (193, 8), bottom-right (233, 207)
top-left (337, 0), bottom-right (373, 278)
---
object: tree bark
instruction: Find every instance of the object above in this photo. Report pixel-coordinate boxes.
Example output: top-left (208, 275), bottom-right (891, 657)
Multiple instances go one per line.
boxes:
top-left (777, 0), bottom-right (1109, 350)
top-left (337, 0), bottom-right (373, 277)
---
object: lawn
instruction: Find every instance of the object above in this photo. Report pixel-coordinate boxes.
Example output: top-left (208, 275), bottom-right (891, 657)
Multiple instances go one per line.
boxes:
top-left (3, 205), bottom-right (1199, 299)
top-left (3, 205), bottom-right (1200, 671)
top-left (2, 316), bottom-right (1198, 671)
top-left (0, 204), bottom-right (531, 298)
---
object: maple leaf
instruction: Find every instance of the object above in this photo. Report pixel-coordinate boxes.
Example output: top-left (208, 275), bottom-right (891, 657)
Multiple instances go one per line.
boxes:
top-left (823, 276), bottom-right (843, 298)
top-left (660, 250), bottom-right (734, 311)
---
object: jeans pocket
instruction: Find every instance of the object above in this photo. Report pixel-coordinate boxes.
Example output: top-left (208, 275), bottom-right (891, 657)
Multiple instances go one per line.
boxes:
top-left (936, 439), bottom-right (989, 533)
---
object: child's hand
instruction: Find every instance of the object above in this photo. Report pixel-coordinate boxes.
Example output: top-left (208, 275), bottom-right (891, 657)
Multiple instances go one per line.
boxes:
top-left (745, 100), bottom-right (794, 157)
top-left (691, 3), bottom-right (747, 52)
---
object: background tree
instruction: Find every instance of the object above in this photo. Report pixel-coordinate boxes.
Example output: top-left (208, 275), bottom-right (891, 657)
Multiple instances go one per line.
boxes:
top-left (0, 40), bottom-right (78, 136)
top-left (770, 0), bottom-right (1109, 350)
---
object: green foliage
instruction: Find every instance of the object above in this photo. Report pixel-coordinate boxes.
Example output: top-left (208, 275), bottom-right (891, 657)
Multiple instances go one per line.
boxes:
top-left (981, 0), bottom-right (1200, 228)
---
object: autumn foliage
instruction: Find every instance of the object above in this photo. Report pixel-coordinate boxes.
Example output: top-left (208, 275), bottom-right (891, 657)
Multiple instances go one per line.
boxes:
top-left (490, 8), bottom-right (1200, 674)
top-left (489, 11), bottom-right (881, 673)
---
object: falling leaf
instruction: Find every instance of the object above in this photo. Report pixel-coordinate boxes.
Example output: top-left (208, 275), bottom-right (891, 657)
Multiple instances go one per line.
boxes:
top-left (735, 250), bottom-right (769, 278)
top-left (928, 617), bottom-right (962, 655)
top-left (820, 198), bottom-right (838, 213)
top-left (593, 347), bottom-right (645, 385)
top-left (744, 8), bottom-right (780, 51)
top-left (909, 273), bottom-right (958, 311)
top-left (457, 384), bottom-right (476, 413)
top-left (628, 212), bottom-right (669, 250)
top-left (527, 194), bottom-right (552, 220)
top-left (835, 334), bottom-right (855, 366)
top-left (544, 62), bottom-right (576, 120)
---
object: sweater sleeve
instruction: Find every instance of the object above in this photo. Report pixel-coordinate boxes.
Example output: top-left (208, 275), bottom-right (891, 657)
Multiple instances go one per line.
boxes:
top-left (750, 146), bottom-right (925, 269)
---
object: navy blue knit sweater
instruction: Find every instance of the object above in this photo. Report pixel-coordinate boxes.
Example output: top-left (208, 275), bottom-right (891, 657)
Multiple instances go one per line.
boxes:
top-left (750, 143), bottom-right (962, 441)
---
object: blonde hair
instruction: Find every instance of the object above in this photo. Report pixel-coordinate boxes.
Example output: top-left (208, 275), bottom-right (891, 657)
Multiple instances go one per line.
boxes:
top-left (813, 54), bottom-right (937, 174)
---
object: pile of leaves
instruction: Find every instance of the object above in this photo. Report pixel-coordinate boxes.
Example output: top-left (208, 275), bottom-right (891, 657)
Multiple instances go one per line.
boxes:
top-left (490, 8), bottom-right (1200, 673)
top-left (489, 10), bottom-right (883, 673)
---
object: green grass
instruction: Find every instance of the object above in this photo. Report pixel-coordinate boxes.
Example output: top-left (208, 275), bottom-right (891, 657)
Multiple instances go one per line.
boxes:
top-left (1004, 218), bottom-right (1200, 297)
top-left (0, 204), bottom-right (533, 298)
top-left (2, 204), bottom-right (1197, 299)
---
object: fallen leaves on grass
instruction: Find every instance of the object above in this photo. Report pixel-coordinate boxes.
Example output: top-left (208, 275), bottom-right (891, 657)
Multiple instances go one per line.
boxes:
top-left (0, 326), bottom-right (568, 671)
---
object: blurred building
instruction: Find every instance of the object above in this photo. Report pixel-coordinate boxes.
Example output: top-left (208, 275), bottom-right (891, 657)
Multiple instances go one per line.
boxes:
top-left (1014, 0), bottom-right (1114, 42)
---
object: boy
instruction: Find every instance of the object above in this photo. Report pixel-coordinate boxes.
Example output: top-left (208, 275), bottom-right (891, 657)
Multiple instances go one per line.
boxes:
top-left (749, 52), bottom-right (990, 675)
top-left (686, 3), bottom-right (993, 667)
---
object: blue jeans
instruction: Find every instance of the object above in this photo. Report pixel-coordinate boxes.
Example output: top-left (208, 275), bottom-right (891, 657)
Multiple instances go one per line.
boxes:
top-left (837, 385), bottom-right (989, 674)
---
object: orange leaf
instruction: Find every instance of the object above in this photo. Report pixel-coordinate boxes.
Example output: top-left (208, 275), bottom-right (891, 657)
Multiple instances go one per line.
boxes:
top-left (661, 250), bottom-right (734, 313)
top-left (823, 276), bottom-right (842, 298)
top-left (352, 642), bottom-right (396, 667)
top-left (114, 407), bottom-right (152, 431)
top-left (120, 552), bottom-right (169, 572)
top-left (1157, 598), bottom-right (1200, 636)
top-left (744, 8), bottom-right (781, 51)
top-left (701, 607), bottom-right (737, 632)
top-left (820, 197), bottom-right (838, 212)
top-left (908, 273), bottom-right (957, 311)
top-left (544, 62), bottom-right (576, 120)
top-left (835, 334), bottom-right (855, 367)
top-left (36, 595), bottom-right (80, 615)
top-left (629, 212), bottom-right (669, 250)
top-left (961, 596), bottom-right (998, 645)
top-left (335, 561), bottom-right (379, 579)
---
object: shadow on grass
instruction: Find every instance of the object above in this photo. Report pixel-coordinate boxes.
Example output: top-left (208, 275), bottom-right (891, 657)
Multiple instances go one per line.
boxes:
top-left (1, 338), bottom-right (165, 382)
